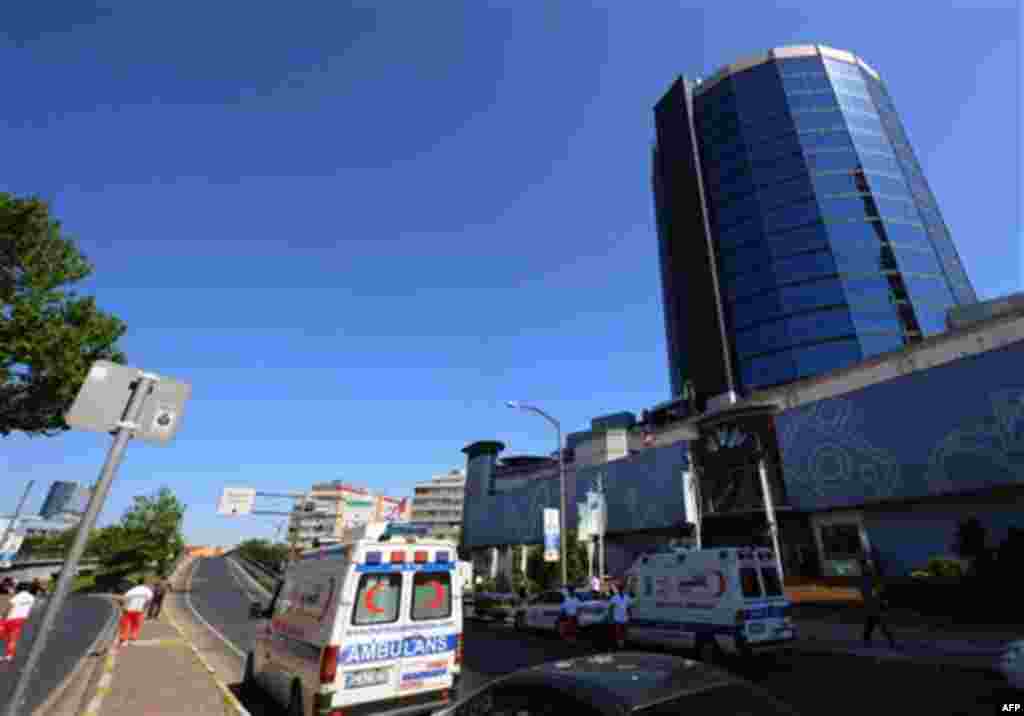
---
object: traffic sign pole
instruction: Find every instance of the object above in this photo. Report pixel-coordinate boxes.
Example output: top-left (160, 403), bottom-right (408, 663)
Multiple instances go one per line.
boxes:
top-left (3, 375), bottom-right (155, 716)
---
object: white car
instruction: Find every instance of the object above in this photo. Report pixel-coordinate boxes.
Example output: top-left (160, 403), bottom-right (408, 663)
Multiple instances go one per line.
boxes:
top-left (514, 590), bottom-right (610, 632)
top-left (999, 640), bottom-right (1024, 690)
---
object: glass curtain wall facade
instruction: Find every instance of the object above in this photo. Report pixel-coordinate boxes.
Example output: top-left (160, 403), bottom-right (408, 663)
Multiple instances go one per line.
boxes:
top-left (658, 47), bottom-right (977, 393)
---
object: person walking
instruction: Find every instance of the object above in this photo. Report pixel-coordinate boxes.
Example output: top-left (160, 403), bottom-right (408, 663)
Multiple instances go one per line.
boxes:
top-left (558, 587), bottom-right (580, 644)
top-left (119, 579), bottom-right (154, 646)
top-left (590, 574), bottom-right (601, 593)
top-left (859, 558), bottom-right (896, 648)
top-left (0, 582), bottom-right (41, 661)
top-left (148, 578), bottom-right (168, 619)
top-left (607, 582), bottom-right (632, 650)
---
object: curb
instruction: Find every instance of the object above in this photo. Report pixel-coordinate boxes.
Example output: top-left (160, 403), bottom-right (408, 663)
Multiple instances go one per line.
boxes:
top-left (31, 594), bottom-right (122, 716)
top-left (81, 643), bottom-right (120, 716)
top-left (166, 557), bottom-right (253, 716)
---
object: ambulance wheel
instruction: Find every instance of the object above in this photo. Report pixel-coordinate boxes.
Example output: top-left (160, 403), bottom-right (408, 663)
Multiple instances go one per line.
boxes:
top-left (697, 638), bottom-right (723, 665)
top-left (287, 683), bottom-right (303, 716)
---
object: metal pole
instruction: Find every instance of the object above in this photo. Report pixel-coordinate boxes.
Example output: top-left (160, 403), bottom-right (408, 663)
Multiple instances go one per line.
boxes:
top-left (596, 473), bottom-right (605, 582)
top-left (556, 421), bottom-right (567, 586)
top-left (0, 481), bottom-right (35, 564)
top-left (4, 376), bottom-right (154, 716)
top-left (756, 437), bottom-right (785, 582)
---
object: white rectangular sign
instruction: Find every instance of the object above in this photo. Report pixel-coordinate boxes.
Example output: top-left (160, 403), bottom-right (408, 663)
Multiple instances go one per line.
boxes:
top-left (543, 508), bottom-right (560, 562)
top-left (217, 487), bottom-right (256, 516)
top-left (0, 533), bottom-right (25, 567)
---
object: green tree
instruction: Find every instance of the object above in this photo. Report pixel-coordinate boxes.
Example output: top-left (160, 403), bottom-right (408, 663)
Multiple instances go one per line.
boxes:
top-left (237, 538), bottom-right (289, 570)
top-left (525, 530), bottom-right (589, 591)
top-left (94, 487), bottom-right (185, 578)
top-left (1, 193), bottom-right (127, 437)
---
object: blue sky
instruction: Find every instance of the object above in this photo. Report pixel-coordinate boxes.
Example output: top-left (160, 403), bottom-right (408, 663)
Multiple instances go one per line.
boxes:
top-left (1, 2), bottom-right (1019, 546)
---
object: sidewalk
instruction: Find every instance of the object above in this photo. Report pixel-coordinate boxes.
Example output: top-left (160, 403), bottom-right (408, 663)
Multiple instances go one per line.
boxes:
top-left (69, 557), bottom-right (249, 716)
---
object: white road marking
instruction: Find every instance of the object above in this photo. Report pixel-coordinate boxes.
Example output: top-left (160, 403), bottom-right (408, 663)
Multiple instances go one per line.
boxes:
top-left (183, 559), bottom-right (247, 660)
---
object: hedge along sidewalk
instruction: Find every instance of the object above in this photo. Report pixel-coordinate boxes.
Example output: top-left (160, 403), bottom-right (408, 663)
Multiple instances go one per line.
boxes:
top-left (77, 558), bottom-right (251, 716)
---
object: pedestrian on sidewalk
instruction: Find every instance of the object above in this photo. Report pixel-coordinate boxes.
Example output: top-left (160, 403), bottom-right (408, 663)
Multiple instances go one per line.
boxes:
top-left (118, 579), bottom-right (154, 646)
top-left (591, 574), bottom-right (601, 593)
top-left (147, 578), bottom-right (169, 619)
top-left (0, 582), bottom-right (42, 661)
top-left (607, 582), bottom-right (632, 650)
top-left (858, 558), bottom-right (896, 649)
top-left (557, 587), bottom-right (580, 644)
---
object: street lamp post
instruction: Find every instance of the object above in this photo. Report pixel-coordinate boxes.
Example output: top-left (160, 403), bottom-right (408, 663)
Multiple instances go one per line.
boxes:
top-left (507, 401), bottom-right (568, 586)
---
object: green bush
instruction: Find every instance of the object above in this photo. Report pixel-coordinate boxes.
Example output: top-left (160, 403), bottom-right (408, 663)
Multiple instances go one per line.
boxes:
top-left (925, 557), bottom-right (965, 578)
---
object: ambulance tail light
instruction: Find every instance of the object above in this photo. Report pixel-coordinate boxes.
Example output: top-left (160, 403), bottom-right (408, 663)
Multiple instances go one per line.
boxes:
top-left (320, 645), bottom-right (339, 684)
top-left (455, 633), bottom-right (463, 665)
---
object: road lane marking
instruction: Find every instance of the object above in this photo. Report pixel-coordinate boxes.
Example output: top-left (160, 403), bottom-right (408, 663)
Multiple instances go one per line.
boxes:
top-left (81, 643), bottom-right (119, 716)
top-left (183, 558), bottom-right (246, 659)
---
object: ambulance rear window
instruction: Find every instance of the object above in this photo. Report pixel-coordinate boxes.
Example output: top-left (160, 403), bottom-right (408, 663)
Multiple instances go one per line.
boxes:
top-left (412, 572), bottom-right (452, 621)
top-left (740, 567), bottom-right (762, 598)
top-left (760, 566), bottom-right (783, 597)
top-left (352, 573), bottom-right (402, 625)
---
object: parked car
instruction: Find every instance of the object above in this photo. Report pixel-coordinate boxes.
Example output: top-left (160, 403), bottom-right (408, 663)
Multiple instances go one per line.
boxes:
top-left (431, 651), bottom-right (801, 715)
top-left (515, 590), bottom-right (610, 632)
top-left (999, 640), bottom-right (1024, 690)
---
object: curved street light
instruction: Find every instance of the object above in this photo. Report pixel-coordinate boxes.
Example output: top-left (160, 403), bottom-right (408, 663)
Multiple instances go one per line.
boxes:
top-left (507, 400), bottom-right (568, 585)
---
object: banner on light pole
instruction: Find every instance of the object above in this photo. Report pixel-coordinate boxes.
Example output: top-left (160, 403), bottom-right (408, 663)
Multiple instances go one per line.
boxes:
top-left (543, 508), bottom-right (560, 562)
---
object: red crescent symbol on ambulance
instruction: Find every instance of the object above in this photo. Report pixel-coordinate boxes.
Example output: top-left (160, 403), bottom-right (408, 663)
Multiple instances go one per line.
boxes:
top-left (364, 583), bottom-right (385, 614)
top-left (713, 571), bottom-right (726, 597)
top-left (427, 581), bottom-right (445, 610)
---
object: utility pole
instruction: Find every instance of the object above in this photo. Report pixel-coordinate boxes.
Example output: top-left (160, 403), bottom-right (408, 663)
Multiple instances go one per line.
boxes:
top-left (0, 481), bottom-right (35, 565)
top-left (596, 472), bottom-right (605, 581)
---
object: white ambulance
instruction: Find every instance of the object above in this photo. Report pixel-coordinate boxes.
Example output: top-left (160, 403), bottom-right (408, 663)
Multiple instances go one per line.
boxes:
top-left (244, 522), bottom-right (463, 716)
top-left (624, 546), bottom-right (796, 662)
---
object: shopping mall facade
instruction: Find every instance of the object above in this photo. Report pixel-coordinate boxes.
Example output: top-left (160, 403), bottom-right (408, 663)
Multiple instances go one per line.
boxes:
top-left (460, 299), bottom-right (1024, 582)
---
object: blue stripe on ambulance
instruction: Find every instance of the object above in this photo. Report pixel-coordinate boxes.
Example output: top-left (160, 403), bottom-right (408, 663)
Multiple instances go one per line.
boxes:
top-left (340, 634), bottom-right (459, 666)
top-left (353, 562), bottom-right (454, 572)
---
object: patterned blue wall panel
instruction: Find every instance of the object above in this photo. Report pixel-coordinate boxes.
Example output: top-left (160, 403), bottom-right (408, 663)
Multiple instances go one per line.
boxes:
top-left (776, 341), bottom-right (1024, 511)
top-left (461, 443), bottom-right (691, 549)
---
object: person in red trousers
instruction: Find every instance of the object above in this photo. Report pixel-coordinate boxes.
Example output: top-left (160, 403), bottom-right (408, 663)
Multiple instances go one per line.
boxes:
top-left (0, 583), bottom-right (42, 661)
top-left (118, 579), bottom-right (154, 646)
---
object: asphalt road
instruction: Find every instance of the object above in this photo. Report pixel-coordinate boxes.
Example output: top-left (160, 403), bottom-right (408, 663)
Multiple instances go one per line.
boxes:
top-left (0, 594), bottom-right (116, 714)
top-left (188, 557), bottom-right (1016, 716)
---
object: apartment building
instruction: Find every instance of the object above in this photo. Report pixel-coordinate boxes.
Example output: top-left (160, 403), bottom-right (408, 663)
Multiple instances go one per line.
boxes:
top-left (410, 470), bottom-right (466, 541)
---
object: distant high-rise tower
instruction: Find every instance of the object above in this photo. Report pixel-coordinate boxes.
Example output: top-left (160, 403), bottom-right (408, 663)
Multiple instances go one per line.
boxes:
top-left (653, 45), bottom-right (977, 400)
top-left (39, 481), bottom-right (88, 519)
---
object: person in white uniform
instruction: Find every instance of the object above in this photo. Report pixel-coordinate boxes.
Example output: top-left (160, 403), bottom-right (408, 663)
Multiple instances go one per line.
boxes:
top-left (119, 580), bottom-right (154, 646)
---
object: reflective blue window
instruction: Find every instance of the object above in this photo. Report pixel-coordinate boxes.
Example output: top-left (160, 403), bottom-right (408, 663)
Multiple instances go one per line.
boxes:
top-left (813, 170), bottom-right (862, 196)
top-left (892, 247), bottom-right (941, 276)
top-left (914, 309), bottom-right (948, 336)
top-left (786, 307), bottom-right (854, 346)
top-left (765, 222), bottom-right (831, 260)
top-left (880, 221), bottom-right (930, 249)
top-left (774, 250), bottom-right (837, 284)
top-left (823, 58), bottom-right (862, 79)
top-left (778, 278), bottom-right (847, 313)
top-left (751, 153), bottom-right (807, 187)
top-left (778, 57), bottom-right (825, 76)
top-left (799, 130), bottom-right (853, 153)
top-left (842, 275), bottom-right (895, 303)
top-left (762, 198), bottom-right (820, 235)
top-left (786, 91), bottom-right (838, 113)
top-left (844, 112), bottom-right (885, 135)
top-left (873, 196), bottom-right (919, 222)
top-left (833, 242), bottom-right (889, 274)
top-left (904, 276), bottom-right (955, 306)
top-left (835, 93), bottom-right (875, 116)
top-left (717, 221), bottom-right (762, 251)
top-left (831, 75), bottom-right (870, 99)
top-left (730, 291), bottom-right (785, 330)
top-left (741, 350), bottom-right (797, 389)
top-left (735, 319), bottom-right (791, 359)
top-left (826, 219), bottom-right (887, 247)
top-left (793, 111), bottom-right (847, 133)
top-left (749, 132), bottom-right (803, 164)
top-left (859, 152), bottom-right (903, 177)
top-left (865, 173), bottom-right (910, 199)
top-left (819, 196), bottom-right (873, 221)
top-left (716, 196), bottom-right (761, 231)
top-left (804, 148), bottom-right (859, 172)
top-left (851, 308), bottom-right (902, 335)
top-left (723, 267), bottom-right (777, 301)
top-left (858, 332), bottom-right (905, 357)
top-left (719, 244), bottom-right (772, 278)
top-left (757, 173), bottom-right (814, 212)
top-left (792, 339), bottom-right (862, 378)
top-left (852, 132), bottom-right (894, 156)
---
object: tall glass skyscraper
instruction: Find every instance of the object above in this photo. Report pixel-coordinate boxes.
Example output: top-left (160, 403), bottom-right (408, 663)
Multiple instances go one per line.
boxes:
top-left (653, 45), bottom-right (976, 400)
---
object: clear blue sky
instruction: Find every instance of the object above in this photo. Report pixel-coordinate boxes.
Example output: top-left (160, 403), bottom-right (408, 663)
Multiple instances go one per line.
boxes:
top-left (1, 2), bottom-right (1019, 547)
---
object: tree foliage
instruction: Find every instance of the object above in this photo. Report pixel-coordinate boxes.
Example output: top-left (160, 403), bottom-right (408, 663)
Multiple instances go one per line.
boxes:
top-left (237, 538), bottom-right (289, 571)
top-left (525, 529), bottom-right (589, 591)
top-left (1, 193), bottom-right (127, 437)
top-left (89, 487), bottom-right (186, 578)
